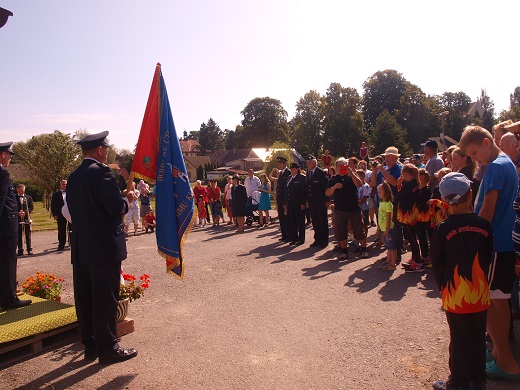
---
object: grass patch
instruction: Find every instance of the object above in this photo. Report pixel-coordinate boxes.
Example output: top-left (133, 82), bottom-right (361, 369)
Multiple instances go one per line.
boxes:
top-left (31, 202), bottom-right (56, 232)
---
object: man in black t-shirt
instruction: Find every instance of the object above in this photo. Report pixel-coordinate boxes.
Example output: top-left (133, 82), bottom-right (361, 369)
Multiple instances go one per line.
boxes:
top-left (325, 157), bottom-right (368, 259)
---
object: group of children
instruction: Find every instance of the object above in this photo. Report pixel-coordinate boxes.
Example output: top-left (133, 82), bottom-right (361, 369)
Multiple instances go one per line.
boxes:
top-left (371, 124), bottom-right (520, 388)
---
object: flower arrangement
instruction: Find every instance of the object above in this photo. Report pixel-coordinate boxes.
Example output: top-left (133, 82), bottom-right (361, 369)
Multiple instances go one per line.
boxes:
top-left (22, 272), bottom-right (64, 300)
top-left (120, 272), bottom-right (150, 302)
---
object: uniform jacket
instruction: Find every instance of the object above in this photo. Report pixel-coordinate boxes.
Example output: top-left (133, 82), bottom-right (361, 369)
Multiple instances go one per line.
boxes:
top-left (66, 159), bottom-right (128, 265)
top-left (0, 166), bottom-right (18, 239)
top-left (306, 167), bottom-right (328, 206)
top-left (286, 172), bottom-right (307, 210)
top-left (275, 167), bottom-right (291, 204)
top-left (51, 190), bottom-right (65, 218)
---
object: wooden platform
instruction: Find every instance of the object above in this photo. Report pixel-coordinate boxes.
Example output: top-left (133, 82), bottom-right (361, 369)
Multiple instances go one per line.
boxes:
top-left (0, 318), bottom-right (134, 368)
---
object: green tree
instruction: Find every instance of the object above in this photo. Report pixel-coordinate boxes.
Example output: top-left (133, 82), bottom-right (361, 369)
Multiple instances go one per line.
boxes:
top-left (223, 129), bottom-right (236, 150)
top-left (13, 130), bottom-right (82, 196)
top-left (240, 97), bottom-right (290, 147)
top-left (479, 88), bottom-right (495, 118)
top-left (510, 86), bottom-right (520, 108)
top-left (292, 90), bottom-right (325, 157)
top-left (362, 69), bottom-right (411, 131)
top-left (197, 118), bottom-right (224, 154)
top-left (498, 86), bottom-right (520, 122)
top-left (263, 142), bottom-right (293, 176)
top-left (482, 110), bottom-right (494, 131)
top-left (369, 110), bottom-right (411, 157)
top-left (322, 82), bottom-right (364, 156)
top-left (435, 92), bottom-right (472, 140)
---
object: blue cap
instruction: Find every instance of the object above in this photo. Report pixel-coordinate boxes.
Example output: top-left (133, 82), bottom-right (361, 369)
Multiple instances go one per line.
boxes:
top-left (439, 172), bottom-right (472, 204)
top-left (421, 140), bottom-right (438, 149)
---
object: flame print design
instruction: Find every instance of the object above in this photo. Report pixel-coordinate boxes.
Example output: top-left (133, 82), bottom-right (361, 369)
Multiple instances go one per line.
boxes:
top-left (441, 254), bottom-right (490, 313)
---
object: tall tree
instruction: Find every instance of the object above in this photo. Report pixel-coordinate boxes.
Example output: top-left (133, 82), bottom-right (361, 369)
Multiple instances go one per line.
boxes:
top-left (292, 90), bottom-right (325, 157)
top-left (510, 86), bottom-right (520, 108)
top-left (369, 110), bottom-right (411, 157)
top-left (362, 69), bottom-right (411, 131)
top-left (479, 88), bottom-right (495, 118)
top-left (435, 92), bottom-right (472, 141)
top-left (240, 97), bottom-right (290, 147)
top-left (13, 131), bottom-right (82, 195)
top-left (322, 82), bottom-right (364, 156)
top-left (197, 118), bottom-right (225, 154)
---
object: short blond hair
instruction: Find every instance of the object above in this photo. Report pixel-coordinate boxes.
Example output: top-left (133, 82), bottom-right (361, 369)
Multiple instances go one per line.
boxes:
top-left (492, 119), bottom-right (513, 134)
top-left (458, 125), bottom-right (494, 154)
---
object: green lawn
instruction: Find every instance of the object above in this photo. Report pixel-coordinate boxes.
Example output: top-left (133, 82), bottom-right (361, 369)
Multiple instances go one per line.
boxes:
top-left (31, 202), bottom-right (57, 231)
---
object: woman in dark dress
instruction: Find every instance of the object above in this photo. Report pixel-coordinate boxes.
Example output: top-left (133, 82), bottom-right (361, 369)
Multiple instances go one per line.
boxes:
top-left (231, 175), bottom-right (247, 232)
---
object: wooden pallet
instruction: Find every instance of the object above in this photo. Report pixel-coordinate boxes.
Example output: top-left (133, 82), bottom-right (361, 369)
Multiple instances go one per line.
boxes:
top-left (0, 318), bottom-right (134, 368)
top-left (0, 322), bottom-right (80, 368)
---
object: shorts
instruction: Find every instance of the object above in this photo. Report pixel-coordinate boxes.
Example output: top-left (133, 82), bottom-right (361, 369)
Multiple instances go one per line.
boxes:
top-left (125, 208), bottom-right (140, 225)
top-left (382, 229), bottom-right (397, 251)
top-left (488, 251), bottom-right (517, 299)
top-left (367, 197), bottom-right (374, 209)
top-left (140, 204), bottom-right (151, 218)
top-left (334, 209), bottom-right (366, 242)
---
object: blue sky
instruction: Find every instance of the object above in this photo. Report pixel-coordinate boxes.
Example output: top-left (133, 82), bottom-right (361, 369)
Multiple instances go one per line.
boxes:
top-left (1, 0), bottom-right (518, 150)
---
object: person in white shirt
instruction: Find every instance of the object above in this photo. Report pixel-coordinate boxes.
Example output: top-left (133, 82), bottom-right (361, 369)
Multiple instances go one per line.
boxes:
top-left (244, 169), bottom-right (261, 198)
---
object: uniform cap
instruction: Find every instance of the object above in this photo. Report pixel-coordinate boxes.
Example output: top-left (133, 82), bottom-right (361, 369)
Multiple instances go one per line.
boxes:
top-left (0, 141), bottom-right (15, 155)
top-left (289, 162), bottom-right (299, 169)
top-left (306, 154), bottom-right (316, 160)
top-left (277, 156), bottom-right (288, 163)
top-left (77, 131), bottom-right (110, 150)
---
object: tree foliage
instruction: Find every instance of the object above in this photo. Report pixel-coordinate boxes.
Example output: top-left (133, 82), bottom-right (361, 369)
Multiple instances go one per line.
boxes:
top-left (240, 97), bottom-right (290, 147)
top-left (13, 130), bottom-right (82, 195)
top-left (362, 69), bottom-right (411, 131)
top-left (369, 110), bottom-right (411, 157)
top-left (292, 90), bottom-right (324, 157)
top-left (322, 83), bottom-right (364, 156)
top-left (263, 142), bottom-right (293, 175)
top-left (479, 88), bottom-right (495, 118)
top-left (435, 92), bottom-right (472, 141)
top-left (197, 118), bottom-right (225, 154)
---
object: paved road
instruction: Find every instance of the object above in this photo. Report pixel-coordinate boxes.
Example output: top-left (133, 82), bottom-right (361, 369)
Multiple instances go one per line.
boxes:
top-left (1, 223), bottom-right (519, 389)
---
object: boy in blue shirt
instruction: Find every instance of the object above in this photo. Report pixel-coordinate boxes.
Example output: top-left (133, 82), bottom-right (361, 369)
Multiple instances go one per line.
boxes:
top-left (459, 125), bottom-right (520, 380)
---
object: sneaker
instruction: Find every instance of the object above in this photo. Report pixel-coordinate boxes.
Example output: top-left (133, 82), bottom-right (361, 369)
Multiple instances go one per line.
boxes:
top-left (333, 244), bottom-right (341, 252)
top-left (405, 261), bottom-right (425, 273)
top-left (361, 251), bottom-right (369, 258)
top-left (348, 240), bottom-right (356, 247)
top-left (380, 263), bottom-right (396, 271)
top-left (378, 262), bottom-right (389, 269)
top-left (337, 250), bottom-right (349, 260)
top-left (432, 380), bottom-right (447, 390)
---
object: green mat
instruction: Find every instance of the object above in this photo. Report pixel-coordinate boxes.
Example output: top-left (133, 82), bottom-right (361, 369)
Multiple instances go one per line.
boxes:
top-left (0, 294), bottom-right (77, 344)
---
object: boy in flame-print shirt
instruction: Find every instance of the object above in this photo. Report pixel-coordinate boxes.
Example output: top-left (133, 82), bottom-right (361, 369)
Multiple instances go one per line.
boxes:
top-left (430, 172), bottom-right (493, 390)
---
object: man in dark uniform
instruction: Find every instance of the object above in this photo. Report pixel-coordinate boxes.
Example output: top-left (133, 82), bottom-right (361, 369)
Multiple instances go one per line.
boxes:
top-left (275, 156), bottom-right (291, 242)
top-left (285, 162), bottom-right (307, 245)
top-left (67, 131), bottom-right (137, 364)
top-left (306, 155), bottom-right (329, 249)
top-left (16, 184), bottom-right (33, 256)
top-left (0, 142), bottom-right (32, 310)
top-left (51, 179), bottom-right (69, 251)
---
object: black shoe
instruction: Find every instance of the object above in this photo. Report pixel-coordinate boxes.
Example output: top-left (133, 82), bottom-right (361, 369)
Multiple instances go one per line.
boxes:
top-left (84, 348), bottom-right (98, 361)
top-left (309, 242), bottom-right (319, 247)
top-left (2, 298), bottom-right (32, 310)
top-left (278, 237), bottom-right (286, 242)
top-left (17, 250), bottom-right (23, 256)
top-left (57, 246), bottom-right (64, 252)
top-left (27, 250), bottom-right (33, 256)
top-left (98, 348), bottom-right (138, 365)
top-left (289, 241), bottom-right (296, 246)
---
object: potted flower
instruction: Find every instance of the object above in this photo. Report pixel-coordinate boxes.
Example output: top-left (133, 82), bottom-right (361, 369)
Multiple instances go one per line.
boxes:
top-left (118, 272), bottom-right (150, 321)
top-left (22, 272), bottom-right (65, 301)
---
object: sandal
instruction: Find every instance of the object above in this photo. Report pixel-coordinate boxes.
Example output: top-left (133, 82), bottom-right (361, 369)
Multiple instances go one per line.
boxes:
top-left (380, 263), bottom-right (396, 271)
top-left (486, 360), bottom-right (520, 381)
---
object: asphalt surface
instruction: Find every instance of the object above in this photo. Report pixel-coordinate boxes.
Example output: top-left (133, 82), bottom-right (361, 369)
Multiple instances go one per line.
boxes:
top-left (1, 219), bottom-right (519, 389)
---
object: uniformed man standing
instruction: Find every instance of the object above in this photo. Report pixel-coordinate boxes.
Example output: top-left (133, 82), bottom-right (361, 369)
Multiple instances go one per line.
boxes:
top-left (306, 155), bottom-right (329, 248)
top-left (67, 131), bottom-right (137, 364)
top-left (16, 184), bottom-right (33, 256)
top-left (0, 142), bottom-right (32, 310)
top-left (275, 156), bottom-right (291, 242)
top-left (285, 162), bottom-right (307, 245)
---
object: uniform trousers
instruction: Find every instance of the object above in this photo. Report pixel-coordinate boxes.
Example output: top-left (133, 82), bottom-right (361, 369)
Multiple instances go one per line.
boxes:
top-left (309, 202), bottom-right (328, 245)
top-left (287, 206), bottom-right (305, 243)
top-left (277, 199), bottom-right (289, 240)
top-left (0, 235), bottom-right (18, 306)
top-left (57, 216), bottom-right (69, 248)
top-left (446, 310), bottom-right (487, 388)
top-left (73, 261), bottom-right (121, 356)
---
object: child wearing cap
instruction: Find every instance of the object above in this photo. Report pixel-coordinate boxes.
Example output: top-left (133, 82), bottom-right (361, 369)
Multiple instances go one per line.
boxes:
top-left (430, 172), bottom-right (493, 390)
top-left (459, 125), bottom-right (520, 379)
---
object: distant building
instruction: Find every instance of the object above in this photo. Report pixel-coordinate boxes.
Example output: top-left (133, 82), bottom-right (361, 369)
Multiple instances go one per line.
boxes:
top-left (184, 155), bottom-right (210, 182)
top-left (466, 99), bottom-right (485, 118)
top-left (179, 140), bottom-right (201, 157)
